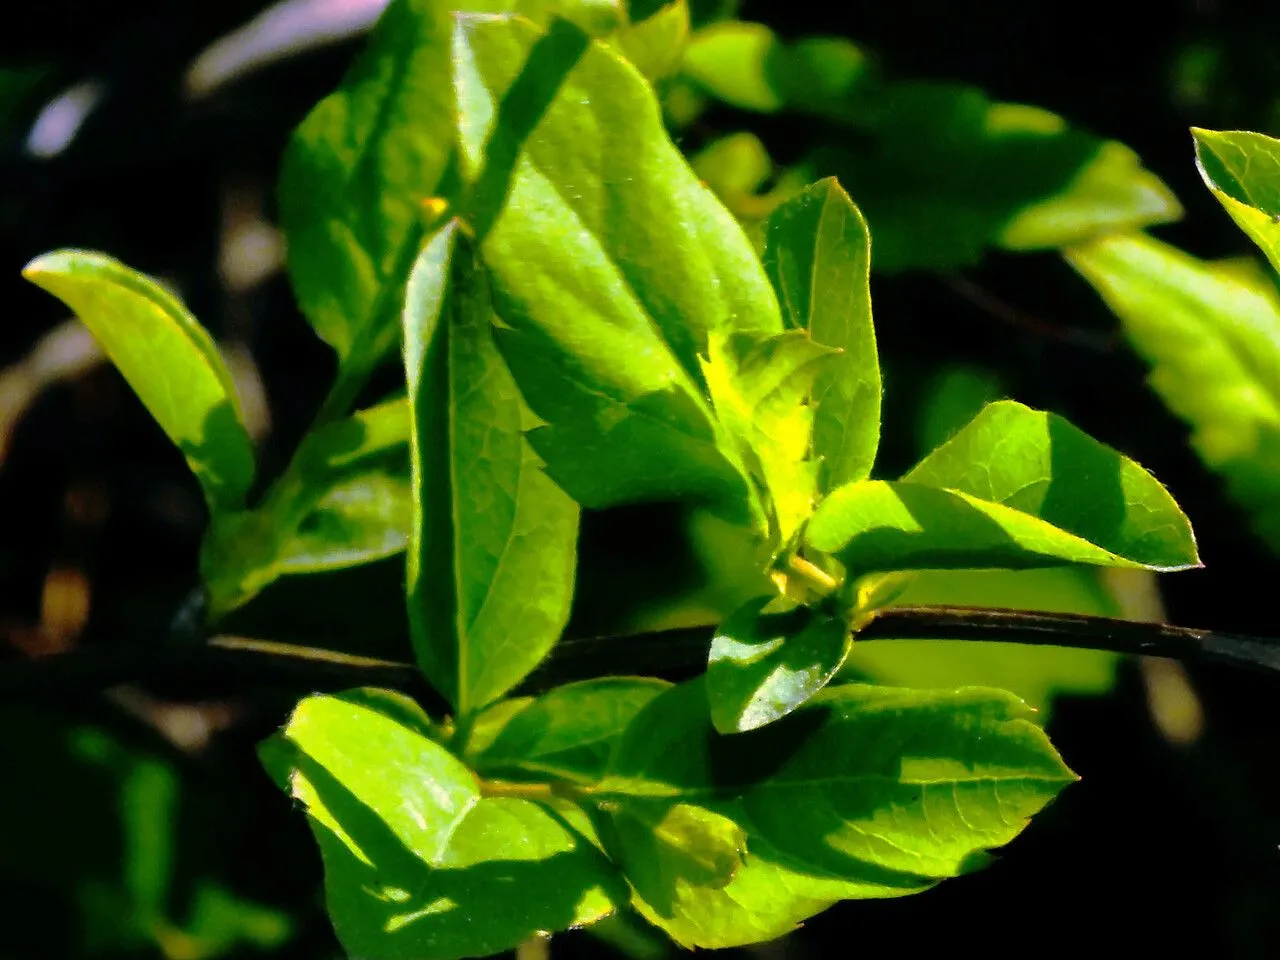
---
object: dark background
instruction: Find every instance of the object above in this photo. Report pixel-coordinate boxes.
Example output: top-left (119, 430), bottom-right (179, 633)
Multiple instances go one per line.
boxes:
top-left (2, 0), bottom-right (1279, 956)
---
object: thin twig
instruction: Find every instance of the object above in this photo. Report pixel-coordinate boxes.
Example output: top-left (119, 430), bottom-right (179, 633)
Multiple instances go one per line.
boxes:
top-left (5, 606), bottom-right (1280, 709)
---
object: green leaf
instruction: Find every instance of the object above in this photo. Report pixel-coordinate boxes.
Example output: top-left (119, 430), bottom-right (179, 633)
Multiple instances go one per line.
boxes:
top-left (902, 399), bottom-right (1198, 564)
top-left (1192, 128), bottom-right (1280, 275)
top-left (810, 87), bottom-right (1181, 271)
top-left (200, 399), bottom-right (412, 614)
top-left (473, 677), bottom-right (671, 783)
top-left (23, 250), bottom-right (255, 514)
top-left (603, 680), bottom-right (1075, 883)
top-left (611, 1), bottom-right (690, 81)
top-left (804, 477), bottom-right (1197, 578)
top-left (281, 0), bottom-right (539, 375)
top-left (681, 22), bottom-right (872, 117)
top-left (1066, 231), bottom-right (1280, 549)
top-left (682, 21), bottom-right (784, 111)
top-left (404, 219), bottom-right (579, 714)
top-left (451, 13), bottom-right (781, 521)
top-left (595, 801), bottom-right (751, 941)
top-left (763, 178), bottom-right (880, 490)
top-left (277, 692), bottom-right (623, 959)
top-left (702, 329), bottom-right (837, 540)
top-left (706, 597), bottom-right (850, 733)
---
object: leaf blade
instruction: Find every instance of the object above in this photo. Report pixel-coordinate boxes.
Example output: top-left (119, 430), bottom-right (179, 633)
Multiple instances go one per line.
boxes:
top-left (901, 399), bottom-right (1198, 569)
top-left (405, 219), bottom-right (579, 713)
top-left (1192, 127), bottom-right (1280, 275)
top-left (23, 249), bottom-right (255, 513)
top-left (452, 13), bottom-right (780, 522)
top-left (278, 691), bottom-right (623, 959)
top-left (706, 598), bottom-right (850, 733)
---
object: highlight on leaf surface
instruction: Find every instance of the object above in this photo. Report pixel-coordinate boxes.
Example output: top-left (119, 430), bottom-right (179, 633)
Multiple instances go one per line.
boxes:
top-left (275, 691), bottom-right (623, 960)
top-left (706, 597), bottom-right (850, 733)
top-left (23, 249), bottom-right (256, 515)
top-left (804, 399), bottom-right (1198, 577)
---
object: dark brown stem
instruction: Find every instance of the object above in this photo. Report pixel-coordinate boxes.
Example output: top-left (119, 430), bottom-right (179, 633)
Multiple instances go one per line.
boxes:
top-left (4, 606), bottom-right (1280, 709)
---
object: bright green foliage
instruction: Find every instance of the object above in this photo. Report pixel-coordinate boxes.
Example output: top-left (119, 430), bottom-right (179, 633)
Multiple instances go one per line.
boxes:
top-left (1192, 128), bottom-right (1280, 275)
top-left (200, 398), bottom-right (412, 615)
top-left (702, 330), bottom-right (837, 540)
top-left (279, 0), bottom-right (500, 368)
top-left (19, 6), bottom-right (1213, 958)
top-left (1067, 231), bottom-right (1280, 549)
top-left (23, 250), bottom-right (255, 514)
top-left (404, 220), bottom-right (578, 713)
top-left (706, 597), bottom-right (850, 733)
top-left (763, 178), bottom-right (880, 491)
top-left (807, 400), bottom-right (1198, 577)
top-left (451, 12), bottom-right (780, 521)
top-left (273, 400), bottom-right (412, 573)
top-left (278, 692), bottom-right (624, 959)
top-left (681, 21), bottom-right (1180, 271)
top-left (591, 678), bottom-right (1074, 945)
top-left (473, 677), bottom-right (671, 782)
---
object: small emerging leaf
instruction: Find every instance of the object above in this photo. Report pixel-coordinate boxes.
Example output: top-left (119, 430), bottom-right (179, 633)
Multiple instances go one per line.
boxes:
top-left (763, 178), bottom-right (880, 490)
top-left (404, 220), bottom-right (578, 714)
top-left (702, 329), bottom-right (838, 540)
top-left (23, 250), bottom-right (255, 514)
top-left (1192, 128), bottom-right (1280, 276)
top-left (706, 597), bottom-right (850, 733)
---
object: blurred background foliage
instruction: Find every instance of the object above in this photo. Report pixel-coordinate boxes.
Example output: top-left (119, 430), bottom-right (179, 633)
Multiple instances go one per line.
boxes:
top-left (4, 0), bottom-right (1280, 956)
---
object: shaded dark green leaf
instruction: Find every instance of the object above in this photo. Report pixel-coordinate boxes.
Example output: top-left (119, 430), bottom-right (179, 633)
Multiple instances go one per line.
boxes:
top-left (474, 677), bottom-right (670, 782)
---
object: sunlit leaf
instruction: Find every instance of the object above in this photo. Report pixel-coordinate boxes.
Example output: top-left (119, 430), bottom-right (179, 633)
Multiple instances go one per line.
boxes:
top-left (404, 220), bottom-right (578, 713)
top-left (1192, 127), bottom-right (1280, 275)
top-left (23, 250), bottom-right (255, 513)
top-left (601, 680), bottom-right (1074, 883)
top-left (278, 692), bottom-right (623, 959)
top-left (763, 178), bottom-right (880, 490)
top-left (452, 13), bottom-right (780, 523)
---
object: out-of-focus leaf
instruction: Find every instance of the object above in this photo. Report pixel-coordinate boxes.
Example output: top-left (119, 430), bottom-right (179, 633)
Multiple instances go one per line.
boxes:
top-left (1067, 231), bottom-right (1280, 549)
